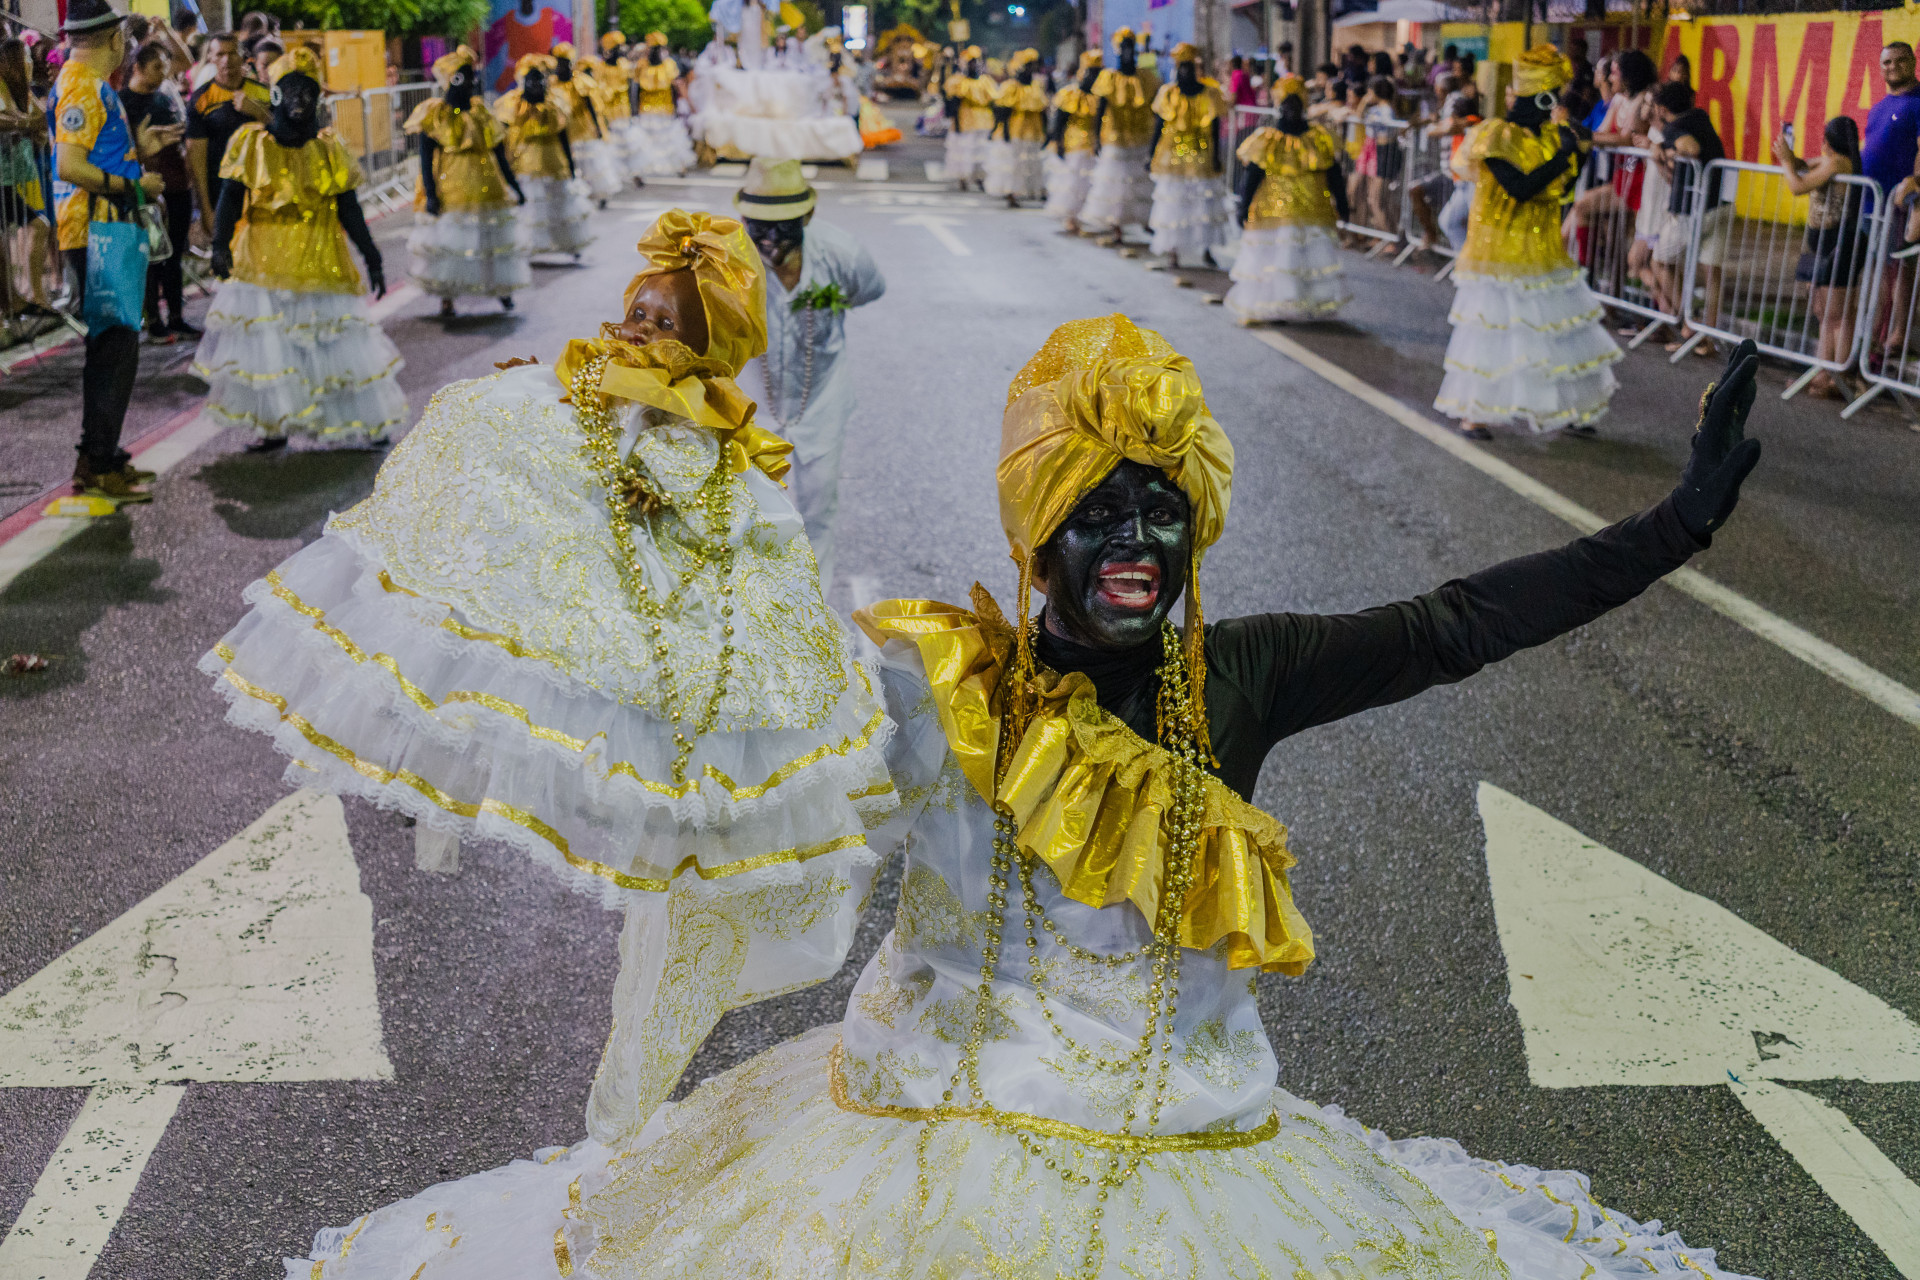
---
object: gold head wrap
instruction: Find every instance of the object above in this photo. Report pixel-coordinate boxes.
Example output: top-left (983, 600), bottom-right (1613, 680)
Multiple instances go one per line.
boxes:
top-left (1009, 47), bottom-right (1039, 71)
top-left (1274, 73), bottom-right (1306, 104)
top-left (996, 314), bottom-right (1234, 761)
top-left (1111, 25), bottom-right (1135, 46)
top-left (267, 46), bottom-right (324, 87)
top-left (1078, 48), bottom-right (1103, 71)
top-left (431, 43), bottom-right (476, 85)
top-left (516, 52), bottom-right (557, 78)
top-left (646, 30), bottom-right (668, 47)
top-left (1171, 41), bottom-right (1199, 63)
top-left (554, 211), bottom-right (787, 482)
top-left (962, 44), bottom-right (982, 61)
top-left (601, 29), bottom-right (626, 51)
top-left (1513, 44), bottom-right (1572, 96)
top-left (552, 40), bottom-right (577, 60)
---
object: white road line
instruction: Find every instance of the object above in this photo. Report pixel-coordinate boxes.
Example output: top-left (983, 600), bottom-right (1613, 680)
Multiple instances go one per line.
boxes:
top-left (1248, 327), bottom-right (1920, 733)
top-left (0, 1085), bottom-right (185, 1279)
top-left (1731, 1079), bottom-right (1920, 1277)
top-left (367, 282), bottom-right (422, 322)
top-left (893, 213), bottom-right (972, 257)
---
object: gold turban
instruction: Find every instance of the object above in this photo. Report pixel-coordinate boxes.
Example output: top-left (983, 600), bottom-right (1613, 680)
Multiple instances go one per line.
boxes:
top-left (1171, 41), bottom-right (1199, 63)
top-left (1009, 47), bottom-right (1039, 71)
top-left (552, 40), bottom-right (577, 60)
top-left (1078, 48), bottom-right (1104, 71)
top-left (601, 30), bottom-right (626, 51)
top-left (1275, 73), bottom-right (1306, 104)
top-left (646, 30), bottom-right (668, 47)
top-left (622, 209), bottom-right (768, 378)
top-left (516, 52), bottom-right (557, 78)
top-left (267, 46), bottom-right (324, 87)
top-left (1514, 44), bottom-right (1572, 96)
top-left (1111, 25), bottom-right (1135, 46)
top-left (431, 43), bottom-right (476, 85)
top-left (962, 44), bottom-right (982, 60)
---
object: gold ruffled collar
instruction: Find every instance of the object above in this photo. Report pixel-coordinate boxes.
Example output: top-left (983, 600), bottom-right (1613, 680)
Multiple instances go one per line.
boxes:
top-left (855, 589), bottom-right (1315, 974)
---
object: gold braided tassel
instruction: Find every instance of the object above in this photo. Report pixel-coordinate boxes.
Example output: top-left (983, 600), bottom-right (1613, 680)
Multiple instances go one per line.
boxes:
top-left (997, 553), bottom-right (1041, 790)
top-left (1183, 546), bottom-right (1218, 768)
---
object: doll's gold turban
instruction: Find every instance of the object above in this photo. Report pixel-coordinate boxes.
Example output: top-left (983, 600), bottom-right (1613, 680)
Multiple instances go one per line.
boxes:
top-left (622, 210), bottom-right (767, 377)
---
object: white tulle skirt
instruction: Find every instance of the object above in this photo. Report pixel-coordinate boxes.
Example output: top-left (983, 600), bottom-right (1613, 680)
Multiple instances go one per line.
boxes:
top-left (573, 136), bottom-right (628, 200)
top-left (1045, 148), bottom-right (1096, 221)
top-left (982, 136), bottom-right (1045, 200)
top-left (283, 1025), bottom-right (1759, 1280)
top-left (192, 279), bottom-right (405, 448)
top-left (942, 128), bottom-right (984, 183)
top-left (1079, 143), bottom-right (1152, 233)
top-left (1225, 223), bottom-right (1351, 322)
top-left (692, 112), bottom-right (863, 161)
top-left (628, 112), bottom-right (696, 175)
top-left (406, 207), bottom-right (532, 300)
top-left (1148, 173), bottom-right (1230, 259)
top-left (518, 176), bottom-right (594, 256)
top-left (1435, 267), bottom-right (1623, 431)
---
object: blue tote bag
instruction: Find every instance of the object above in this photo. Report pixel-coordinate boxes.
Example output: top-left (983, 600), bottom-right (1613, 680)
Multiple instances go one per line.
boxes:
top-left (83, 189), bottom-right (150, 335)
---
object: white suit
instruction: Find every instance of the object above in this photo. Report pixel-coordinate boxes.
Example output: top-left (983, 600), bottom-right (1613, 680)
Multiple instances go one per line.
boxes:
top-left (747, 218), bottom-right (885, 592)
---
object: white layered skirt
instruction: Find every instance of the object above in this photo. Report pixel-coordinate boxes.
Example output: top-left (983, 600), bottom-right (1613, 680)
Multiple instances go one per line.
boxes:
top-left (627, 112), bottom-right (696, 175)
top-left (942, 128), bottom-right (984, 184)
top-left (1079, 143), bottom-right (1152, 233)
top-left (1045, 148), bottom-right (1096, 221)
top-left (192, 279), bottom-right (406, 448)
top-left (1225, 223), bottom-right (1351, 322)
top-left (573, 136), bottom-right (628, 200)
top-left (406, 207), bottom-right (532, 300)
top-left (1436, 266), bottom-right (1623, 431)
top-left (1148, 173), bottom-right (1230, 259)
top-left (982, 136), bottom-right (1045, 200)
top-left (518, 176), bottom-right (594, 256)
top-left (692, 112), bottom-right (863, 161)
top-left (284, 1025), bottom-right (1761, 1280)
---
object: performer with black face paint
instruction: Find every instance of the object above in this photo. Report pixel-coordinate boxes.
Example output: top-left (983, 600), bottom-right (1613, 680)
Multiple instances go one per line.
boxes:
top-left (404, 45), bottom-right (529, 319)
top-left (494, 54), bottom-right (593, 258)
top-left (1046, 49), bottom-right (1103, 230)
top-left (734, 157), bottom-right (885, 593)
top-left (193, 47), bottom-right (404, 452)
top-left (1225, 73), bottom-right (1352, 322)
top-left (552, 41), bottom-right (625, 206)
top-left (1080, 27), bottom-right (1158, 244)
top-left (983, 48), bottom-right (1047, 206)
top-left (941, 46), bottom-right (991, 191)
top-left (629, 30), bottom-right (696, 176)
top-left (1145, 42), bottom-right (1228, 268)
top-left (1437, 46), bottom-right (1621, 439)
top-left (275, 313), bottom-right (1766, 1280)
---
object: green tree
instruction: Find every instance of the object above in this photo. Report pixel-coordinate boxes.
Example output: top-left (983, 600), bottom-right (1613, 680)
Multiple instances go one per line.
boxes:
top-left (256, 0), bottom-right (489, 38)
top-left (609, 0), bottom-right (713, 49)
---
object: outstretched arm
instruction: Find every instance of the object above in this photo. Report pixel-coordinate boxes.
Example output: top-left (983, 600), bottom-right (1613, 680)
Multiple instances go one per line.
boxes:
top-left (1220, 342), bottom-right (1762, 747)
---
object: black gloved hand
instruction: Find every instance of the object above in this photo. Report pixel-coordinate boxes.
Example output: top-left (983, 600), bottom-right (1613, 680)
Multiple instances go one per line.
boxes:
top-left (366, 254), bottom-right (387, 300)
top-left (424, 193), bottom-right (442, 216)
top-left (210, 244), bottom-right (232, 279)
top-left (1671, 337), bottom-right (1762, 540)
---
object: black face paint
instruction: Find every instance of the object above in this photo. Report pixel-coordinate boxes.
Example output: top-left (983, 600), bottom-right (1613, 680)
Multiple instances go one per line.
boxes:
top-left (523, 69), bottom-right (548, 103)
top-left (1118, 39), bottom-right (1137, 75)
top-left (1018, 66), bottom-right (1034, 84)
top-left (1177, 61), bottom-right (1199, 92)
top-left (446, 65), bottom-right (475, 110)
top-left (649, 46), bottom-right (663, 65)
top-left (555, 55), bottom-right (573, 81)
top-left (1037, 461), bottom-right (1193, 652)
top-left (268, 73), bottom-right (322, 146)
top-left (742, 215), bottom-right (804, 268)
top-left (1080, 67), bottom-right (1099, 91)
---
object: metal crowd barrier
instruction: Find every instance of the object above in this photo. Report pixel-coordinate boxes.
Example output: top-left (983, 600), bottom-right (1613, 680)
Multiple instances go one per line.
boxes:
top-left (0, 130), bottom-right (66, 343)
top-left (1393, 128), bottom-right (1460, 273)
top-left (325, 83), bottom-right (435, 214)
top-left (1845, 211), bottom-right (1920, 418)
top-left (1337, 114), bottom-right (1410, 250)
top-left (1670, 160), bottom-right (1887, 400)
top-left (1564, 146), bottom-right (1695, 349)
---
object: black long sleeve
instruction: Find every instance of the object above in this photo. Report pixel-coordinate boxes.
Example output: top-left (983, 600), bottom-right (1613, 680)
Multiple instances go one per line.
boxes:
top-left (1236, 161), bottom-right (1264, 226)
top-left (492, 141), bottom-right (523, 199)
top-left (1484, 147), bottom-right (1574, 204)
top-left (1040, 497), bottom-right (1708, 801)
top-left (416, 133), bottom-right (439, 207)
top-left (334, 189), bottom-right (379, 270)
top-left (1327, 164), bottom-right (1349, 221)
top-left (559, 131), bottom-right (575, 178)
top-left (212, 177), bottom-right (243, 257)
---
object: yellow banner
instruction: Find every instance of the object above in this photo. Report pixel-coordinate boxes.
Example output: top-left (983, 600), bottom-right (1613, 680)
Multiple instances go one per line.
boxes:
top-left (1658, 9), bottom-right (1920, 166)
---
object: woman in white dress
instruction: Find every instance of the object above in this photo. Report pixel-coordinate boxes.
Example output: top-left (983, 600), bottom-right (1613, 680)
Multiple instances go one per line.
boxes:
top-left (1224, 74), bottom-right (1352, 322)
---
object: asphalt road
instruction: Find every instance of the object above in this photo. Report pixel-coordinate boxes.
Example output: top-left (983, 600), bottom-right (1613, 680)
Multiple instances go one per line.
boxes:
top-left (1, 136), bottom-right (1917, 1280)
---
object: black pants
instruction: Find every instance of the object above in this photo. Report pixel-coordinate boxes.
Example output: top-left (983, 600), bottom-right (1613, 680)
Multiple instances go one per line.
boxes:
top-left (142, 188), bottom-right (192, 327)
top-left (64, 246), bottom-right (141, 473)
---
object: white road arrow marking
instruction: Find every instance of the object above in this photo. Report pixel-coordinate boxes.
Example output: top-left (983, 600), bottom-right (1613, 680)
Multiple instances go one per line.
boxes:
top-left (1479, 782), bottom-right (1920, 1275)
top-left (0, 790), bottom-right (389, 1278)
top-left (893, 212), bottom-right (972, 257)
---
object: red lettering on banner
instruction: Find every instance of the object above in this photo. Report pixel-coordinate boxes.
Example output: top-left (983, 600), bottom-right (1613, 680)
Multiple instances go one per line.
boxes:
top-left (1742, 21), bottom-right (1831, 162)
top-left (1697, 24), bottom-right (1741, 144)
top-left (1839, 12), bottom-right (1887, 125)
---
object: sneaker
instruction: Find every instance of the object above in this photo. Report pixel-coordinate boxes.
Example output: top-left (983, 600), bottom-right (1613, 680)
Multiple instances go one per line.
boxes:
top-left (246, 435), bottom-right (289, 454)
top-left (146, 322), bottom-right (177, 344)
top-left (73, 460), bottom-right (153, 503)
top-left (167, 318), bottom-right (203, 339)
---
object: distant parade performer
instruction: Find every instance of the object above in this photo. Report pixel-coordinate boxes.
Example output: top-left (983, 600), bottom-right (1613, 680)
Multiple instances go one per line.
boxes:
top-left (983, 48), bottom-right (1047, 206)
top-left (550, 41), bottom-right (624, 205)
top-left (403, 45), bottom-right (529, 319)
top-left (1146, 42), bottom-right (1228, 267)
top-left (494, 54), bottom-right (593, 258)
top-left (1437, 46), bottom-right (1620, 438)
top-left (735, 158), bottom-right (885, 592)
top-left (1225, 74), bottom-right (1351, 323)
top-left (1079, 27), bottom-right (1157, 243)
top-left (1045, 49), bottom-right (1102, 230)
top-left (942, 46), bottom-right (992, 190)
top-left (194, 47), bottom-right (404, 452)
top-left (583, 35), bottom-right (638, 182)
top-left (630, 31), bottom-right (695, 176)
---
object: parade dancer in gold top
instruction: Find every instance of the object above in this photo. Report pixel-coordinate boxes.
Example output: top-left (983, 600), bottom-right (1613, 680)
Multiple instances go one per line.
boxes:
top-left (941, 46), bottom-right (992, 191)
top-left (404, 45), bottom-right (529, 318)
top-left (1437, 46), bottom-right (1621, 438)
top-left (1045, 50), bottom-right (1102, 230)
top-left (1145, 42), bottom-right (1228, 268)
top-left (1224, 74), bottom-right (1352, 323)
top-left (193, 47), bottom-right (404, 452)
top-left (495, 54), bottom-right (593, 258)
top-left (983, 48), bottom-right (1048, 206)
top-left (551, 40), bottom-right (624, 205)
top-left (1079, 27), bottom-right (1157, 244)
top-left (630, 31), bottom-right (695, 176)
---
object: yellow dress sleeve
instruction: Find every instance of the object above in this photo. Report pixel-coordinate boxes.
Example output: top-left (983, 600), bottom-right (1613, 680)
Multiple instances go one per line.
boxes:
top-left (217, 121), bottom-right (265, 183)
top-left (492, 90), bottom-right (521, 125)
top-left (1151, 81), bottom-right (1177, 121)
top-left (402, 97), bottom-right (440, 137)
top-left (1235, 125), bottom-right (1277, 168)
top-left (1091, 68), bottom-right (1116, 99)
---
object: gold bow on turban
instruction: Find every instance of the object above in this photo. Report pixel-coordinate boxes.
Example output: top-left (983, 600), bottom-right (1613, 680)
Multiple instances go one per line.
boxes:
top-left (1111, 25), bottom-right (1135, 46)
top-left (431, 43), bottom-right (476, 85)
top-left (516, 52), bottom-right (557, 78)
top-left (601, 30), bottom-right (626, 51)
top-left (1514, 44), bottom-right (1572, 96)
top-left (1171, 41), bottom-right (1199, 63)
top-left (552, 41), bottom-right (577, 60)
top-left (267, 45), bottom-right (324, 87)
top-left (646, 30), bottom-right (669, 47)
top-left (1078, 49), bottom-right (1104, 71)
top-left (1274, 73), bottom-right (1306, 104)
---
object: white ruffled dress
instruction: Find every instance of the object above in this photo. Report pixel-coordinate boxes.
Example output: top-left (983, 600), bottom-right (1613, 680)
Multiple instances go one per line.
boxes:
top-left (629, 112), bottom-right (697, 175)
top-left (275, 617), bottom-right (1761, 1280)
top-left (1226, 225), bottom-right (1351, 321)
top-left (1079, 144), bottom-right (1154, 234)
top-left (1045, 148), bottom-right (1096, 220)
top-left (519, 176), bottom-right (596, 254)
top-left (402, 100), bottom-right (533, 302)
top-left (689, 63), bottom-right (863, 161)
top-left (983, 136), bottom-right (1046, 201)
top-left (1147, 175), bottom-right (1229, 258)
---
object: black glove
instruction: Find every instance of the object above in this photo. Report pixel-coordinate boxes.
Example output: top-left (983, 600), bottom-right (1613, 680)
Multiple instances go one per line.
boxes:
top-left (424, 193), bottom-right (442, 216)
top-left (1671, 337), bottom-right (1762, 540)
top-left (366, 254), bottom-right (387, 300)
top-left (210, 244), bottom-right (232, 279)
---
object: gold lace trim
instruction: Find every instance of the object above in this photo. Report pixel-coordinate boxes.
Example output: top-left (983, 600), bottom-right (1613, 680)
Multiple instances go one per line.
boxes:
top-left (257, 570), bottom-right (884, 802)
top-left (212, 658), bottom-right (872, 891)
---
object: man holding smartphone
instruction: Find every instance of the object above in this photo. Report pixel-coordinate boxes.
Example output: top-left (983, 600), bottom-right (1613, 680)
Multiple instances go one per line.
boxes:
top-left (52, 0), bottom-right (169, 500)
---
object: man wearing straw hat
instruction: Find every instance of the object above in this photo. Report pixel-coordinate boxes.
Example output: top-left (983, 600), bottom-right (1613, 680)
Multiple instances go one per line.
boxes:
top-left (735, 156), bottom-right (885, 593)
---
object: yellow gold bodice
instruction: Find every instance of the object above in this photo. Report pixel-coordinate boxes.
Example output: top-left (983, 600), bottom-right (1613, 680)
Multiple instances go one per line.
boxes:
top-left (1237, 126), bottom-right (1340, 228)
top-left (1094, 69), bottom-right (1155, 148)
top-left (996, 79), bottom-right (1049, 143)
top-left (494, 93), bottom-right (572, 180)
top-left (1150, 83), bottom-right (1220, 177)
top-left (554, 77), bottom-right (601, 142)
top-left (636, 61), bottom-right (677, 114)
top-left (1053, 85), bottom-right (1098, 153)
top-left (404, 98), bottom-right (510, 212)
top-left (220, 125), bottom-right (366, 295)
top-left (950, 75), bottom-right (995, 133)
top-left (1457, 119), bottom-right (1579, 278)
